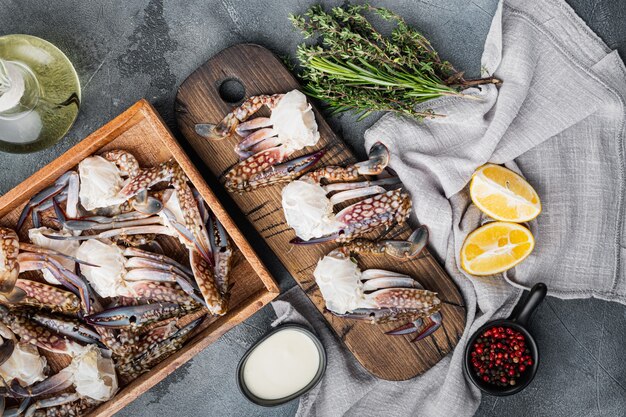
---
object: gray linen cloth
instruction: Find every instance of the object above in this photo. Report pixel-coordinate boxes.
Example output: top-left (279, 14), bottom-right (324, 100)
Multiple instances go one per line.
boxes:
top-left (272, 0), bottom-right (626, 415)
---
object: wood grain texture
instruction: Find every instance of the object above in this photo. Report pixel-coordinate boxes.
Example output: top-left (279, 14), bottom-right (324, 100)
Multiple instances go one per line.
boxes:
top-left (0, 100), bottom-right (279, 416)
top-left (175, 44), bottom-right (467, 381)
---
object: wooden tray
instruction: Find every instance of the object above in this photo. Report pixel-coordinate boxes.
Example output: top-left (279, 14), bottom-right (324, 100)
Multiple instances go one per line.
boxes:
top-left (0, 99), bottom-right (279, 416)
top-left (175, 44), bottom-right (467, 381)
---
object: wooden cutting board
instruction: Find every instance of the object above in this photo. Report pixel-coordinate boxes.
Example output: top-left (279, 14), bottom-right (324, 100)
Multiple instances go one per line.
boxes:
top-left (175, 44), bottom-right (466, 380)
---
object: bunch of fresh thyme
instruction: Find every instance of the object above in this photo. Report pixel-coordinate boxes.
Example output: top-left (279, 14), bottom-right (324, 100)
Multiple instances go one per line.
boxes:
top-left (290, 4), bottom-right (500, 119)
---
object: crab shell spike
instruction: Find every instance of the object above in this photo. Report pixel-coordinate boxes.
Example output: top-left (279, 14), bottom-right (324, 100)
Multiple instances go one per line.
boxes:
top-left (13, 279), bottom-right (81, 314)
top-left (190, 250), bottom-right (226, 315)
top-left (0, 228), bottom-right (19, 294)
top-left (84, 302), bottom-right (183, 328)
top-left (225, 147), bottom-right (326, 192)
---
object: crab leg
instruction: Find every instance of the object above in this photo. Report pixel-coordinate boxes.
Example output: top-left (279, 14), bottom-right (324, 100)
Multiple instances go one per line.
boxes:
top-left (5, 373), bottom-right (74, 398)
top-left (11, 279), bottom-right (80, 314)
top-left (386, 311), bottom-right (443, 342)
top-left (31, 192), bottom-right (67, 229)
top-left (43, 225), bottom-right (175, 241)
top-left (365, 288), bottom-right (440, 311)
top-left (208, 213), bottom-right (233, 295)
top-left (123, 247), bottom-right (193, 276)
top-left (235, 128), bottom-right (277, 159)
top-left (190, 250), bottom-right (226, 315)
top-left (0, 306), bottom-right (85, 355)
top-left (303, 142), bottom-right (390, 184)
top-left (126, 281), bottom-right (204, 308)
top-left (207, 94), bottom-right (283, 139)
top-left (236, 116), bottom-right (273, 134)
top-left (3, 398), bottom-right (30, 417)
top-left (323, 177), bottom-right (400, 193)
top-left (116, 317), bottom-right (202, 382)
top-left (225, 148), bottom-right (325, 192)
top-left (124, 268), bottom-right (198, 297)
top-left (84, 302), bottom-right (184, 328)
top-left (0, 323), bottom-right (16, 366)
top-left (16, 171), bottom-right (79, 230)
top-left (329, 185), bottom-right (388, 205)
top-left (17, 253), bottom-right (92, 313)
top-left (117, 160), bottom-right (213, 263)
top-left (125, 257), bottom-right (194, 284)
top-left (29, 312), bottom-right (104, 348)
top-left (0, 228), bottom-right (20, 297)
top-left (362, 277), bottom-right (421, 291)
top-left (333, 226), bottom-right (429, 261)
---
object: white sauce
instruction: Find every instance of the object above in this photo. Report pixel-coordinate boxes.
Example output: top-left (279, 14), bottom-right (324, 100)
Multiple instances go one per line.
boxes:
top-left (243, 328), bottom-right (320, 400)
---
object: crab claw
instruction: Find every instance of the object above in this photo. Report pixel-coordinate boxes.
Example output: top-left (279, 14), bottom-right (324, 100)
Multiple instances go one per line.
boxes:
top-left (84, 302), bottom-right (182, 328)
top-left (383, 225), bottom-right (429, 260)
top-left (225, 148), bottom-right (325, 192)
top-left (386, 311), bottom-right (443, 342)
top-left (354, 141), bottom-right (390, 175)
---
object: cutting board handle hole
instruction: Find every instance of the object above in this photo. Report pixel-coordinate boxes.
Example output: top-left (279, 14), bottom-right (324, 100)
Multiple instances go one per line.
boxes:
top-left (218, 78), bottom-right (246, 104)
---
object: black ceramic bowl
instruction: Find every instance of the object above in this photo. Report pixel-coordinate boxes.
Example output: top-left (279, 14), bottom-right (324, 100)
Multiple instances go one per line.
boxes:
top-left (236, 324), bottom-right (327, 407)
top-left (464, 283), bottom-right (546, 396)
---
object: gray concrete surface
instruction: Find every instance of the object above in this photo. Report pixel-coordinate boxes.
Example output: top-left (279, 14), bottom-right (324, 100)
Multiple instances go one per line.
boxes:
top-left (1, 1), bottom-right (625, 416)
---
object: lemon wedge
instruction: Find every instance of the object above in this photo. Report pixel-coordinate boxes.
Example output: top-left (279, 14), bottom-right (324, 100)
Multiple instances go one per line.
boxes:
top-left (461, 221), bottom-right (535, 276)
top-left (470, 164), bottom-right (541, 222)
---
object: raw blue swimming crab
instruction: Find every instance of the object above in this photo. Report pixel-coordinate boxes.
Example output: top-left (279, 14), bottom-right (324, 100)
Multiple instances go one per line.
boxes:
top-left (314, 227), bottom-right (444, 342)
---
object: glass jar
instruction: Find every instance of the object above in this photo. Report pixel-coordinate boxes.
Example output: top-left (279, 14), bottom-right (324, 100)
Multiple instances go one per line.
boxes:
top-left (0, 34), bottom-right (81, 153)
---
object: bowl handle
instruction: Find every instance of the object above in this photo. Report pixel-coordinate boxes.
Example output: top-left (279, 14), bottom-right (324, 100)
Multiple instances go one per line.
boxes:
top-left (510, 283), bottom-right (547, 327)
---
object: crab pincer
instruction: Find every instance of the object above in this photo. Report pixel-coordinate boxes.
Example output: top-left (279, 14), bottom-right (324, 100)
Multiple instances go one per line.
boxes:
top-left (313, 233), bottom-right (443, 342)
top-left (84, 302), bottom-right (184, 329)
